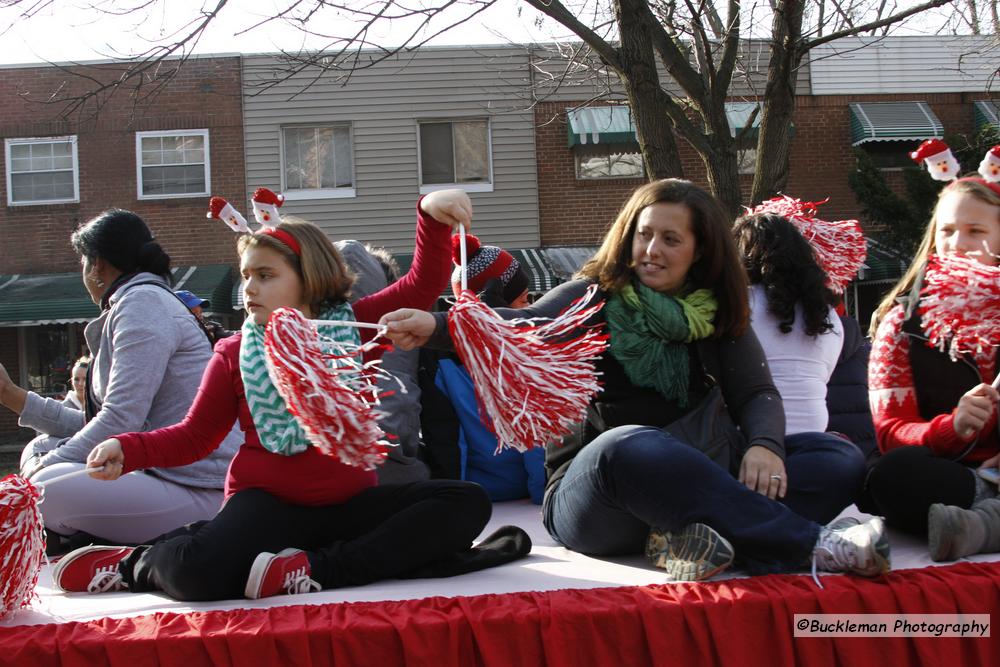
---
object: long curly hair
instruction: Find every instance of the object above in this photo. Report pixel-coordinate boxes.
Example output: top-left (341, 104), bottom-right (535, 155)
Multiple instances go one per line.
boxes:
top-left (734, 212), bottom-right (836, 336)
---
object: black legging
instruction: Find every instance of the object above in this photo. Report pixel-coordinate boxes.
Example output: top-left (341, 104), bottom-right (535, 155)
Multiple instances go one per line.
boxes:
top-left (865, 446), bottom-right (977, 535)
top-left (121, 480), bottom-right (493, 601)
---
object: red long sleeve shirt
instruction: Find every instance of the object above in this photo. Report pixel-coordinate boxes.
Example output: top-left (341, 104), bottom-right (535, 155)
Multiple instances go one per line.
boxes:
top-left (117, 206), bottom-right (452, 506)
top-left (868, 305), bottom-right (999, 462)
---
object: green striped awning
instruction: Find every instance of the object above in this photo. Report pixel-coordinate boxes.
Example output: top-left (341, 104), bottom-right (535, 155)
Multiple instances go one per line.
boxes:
top-left (849, 102), bottom-right (943, 146)
top-left (0, 265), bottom-right (233, 327)
top-left (974, 100), bottom-right (1000, 131)
top-left (567, 107), bottom-right (638, 147)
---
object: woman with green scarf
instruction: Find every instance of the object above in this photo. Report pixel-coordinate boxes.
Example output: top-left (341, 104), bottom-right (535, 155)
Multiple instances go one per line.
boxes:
top-left (382, 179), bottom-right (888, 583)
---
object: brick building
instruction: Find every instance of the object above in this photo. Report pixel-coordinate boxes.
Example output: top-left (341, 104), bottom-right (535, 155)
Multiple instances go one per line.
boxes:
top-left (0, 55), bottom-right (245, 442)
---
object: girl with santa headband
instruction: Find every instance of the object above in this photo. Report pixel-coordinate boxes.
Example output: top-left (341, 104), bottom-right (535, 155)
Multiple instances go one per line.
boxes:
top-left (48, 189), bottom-right (529, 601)
top-left (865, 142), bottom-right (1000, 561)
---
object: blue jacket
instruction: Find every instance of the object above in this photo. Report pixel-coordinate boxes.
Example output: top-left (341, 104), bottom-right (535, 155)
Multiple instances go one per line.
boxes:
top-left (434, 358), bottom-right (545, 504)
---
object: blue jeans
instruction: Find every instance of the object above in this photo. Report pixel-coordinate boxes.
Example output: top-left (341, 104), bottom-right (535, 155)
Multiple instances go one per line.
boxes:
top-left (544, 426), bottom-right (863, 574)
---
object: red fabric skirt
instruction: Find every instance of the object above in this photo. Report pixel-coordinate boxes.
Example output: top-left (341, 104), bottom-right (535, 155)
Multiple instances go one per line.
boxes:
top-left (2, 562), bottom-right (997, 666)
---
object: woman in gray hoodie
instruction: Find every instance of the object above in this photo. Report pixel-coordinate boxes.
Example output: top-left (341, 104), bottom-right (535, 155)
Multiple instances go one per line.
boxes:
top-left (0, 209), bottom-right (240, 550)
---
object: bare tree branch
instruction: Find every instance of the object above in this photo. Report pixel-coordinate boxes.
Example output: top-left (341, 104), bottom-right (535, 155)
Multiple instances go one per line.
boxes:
top-left (804, 0), bottom-right (956, 51)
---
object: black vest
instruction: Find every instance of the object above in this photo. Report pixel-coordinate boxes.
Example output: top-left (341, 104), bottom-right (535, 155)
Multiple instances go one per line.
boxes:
top-left (902, 308), bottom-right (996, 420)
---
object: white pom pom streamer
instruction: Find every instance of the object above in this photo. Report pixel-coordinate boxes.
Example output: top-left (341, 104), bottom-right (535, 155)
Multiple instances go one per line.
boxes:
top-left (264, 308), bottom-right (393, 470)
top-left (1, 466), bottom-right (103, 620)
top-left (448, 281), bottom-right (608, 453)
top-left (747, 195), bottom-right (867, 294)
top-left (448, 226), bottom-right (608, 452)
top-left (0, 474), bottom-right (43, 620)
top-left (919, 254), bottom-right (1000, 362)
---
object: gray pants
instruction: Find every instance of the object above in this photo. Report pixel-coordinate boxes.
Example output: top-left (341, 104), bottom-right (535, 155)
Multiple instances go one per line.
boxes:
top-left (21, 436), bottom-right (223, 544)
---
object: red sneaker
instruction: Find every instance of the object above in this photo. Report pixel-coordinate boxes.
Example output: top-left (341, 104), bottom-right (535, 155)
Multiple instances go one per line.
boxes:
top-left (244, 548), bottom-right (321, 599)
top-left (53, 545), bottom-right (133, 593)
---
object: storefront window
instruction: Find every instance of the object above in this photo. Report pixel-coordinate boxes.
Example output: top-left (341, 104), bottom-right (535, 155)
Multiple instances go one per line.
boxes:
top-left (22, 324), bottom-right (86, 399)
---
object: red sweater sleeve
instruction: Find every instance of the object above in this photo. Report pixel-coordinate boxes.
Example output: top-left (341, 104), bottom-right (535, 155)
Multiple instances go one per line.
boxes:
top-left (352, 199), bottom-right (451, 333)
top-left (868, 306), bottom-right (978, 457)
top-left (118, 338), bottom-right (241, 473)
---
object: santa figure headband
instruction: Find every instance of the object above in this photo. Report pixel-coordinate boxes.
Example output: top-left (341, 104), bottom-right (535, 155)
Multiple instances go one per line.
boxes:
top-left (910, 139), bottom-right (1000, 196)
top-left (206, 188), bottom-right (300, 255)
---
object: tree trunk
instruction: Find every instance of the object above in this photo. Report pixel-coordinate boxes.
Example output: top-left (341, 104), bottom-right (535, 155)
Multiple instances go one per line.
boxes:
top-left (750, 0), bottom-right (805, 207)
top-left (614, 0), bottom-right (685, 179)
top-left (701, 133), bottom-right (743, 220)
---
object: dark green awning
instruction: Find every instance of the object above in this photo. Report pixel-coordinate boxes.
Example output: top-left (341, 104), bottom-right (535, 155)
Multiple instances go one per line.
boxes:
top-left (974, 100), bottom-right (1000, 132)
top-left (855, 239), bottom-right (910, 284)
top-left (169, 265), bottom-right (234, 318)
top-left (0, 265), bottom-right (233, 327)
top-left (849, 102), bottom-right (943, 146)
top-left (567, 107), bottom-right (638, 147)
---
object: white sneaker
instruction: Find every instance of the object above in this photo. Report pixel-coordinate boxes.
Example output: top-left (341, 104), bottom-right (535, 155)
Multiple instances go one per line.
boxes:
top-left (812, 516), bottom-right (891, 581)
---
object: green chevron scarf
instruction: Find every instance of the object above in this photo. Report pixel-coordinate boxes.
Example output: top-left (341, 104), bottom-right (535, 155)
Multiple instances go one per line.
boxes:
top-left (240, 303), bottom-right (360, 456)
top-left (604, 282), bottom-right (717, 408)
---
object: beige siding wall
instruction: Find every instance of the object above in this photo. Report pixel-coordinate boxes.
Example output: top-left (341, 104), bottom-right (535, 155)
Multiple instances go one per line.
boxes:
top-left (242, 47), bottom-right (540, 252)
top-left (809, 36), bottom-right (998, 95)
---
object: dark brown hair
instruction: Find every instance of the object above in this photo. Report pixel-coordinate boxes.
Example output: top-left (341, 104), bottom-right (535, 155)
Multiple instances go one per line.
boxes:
top-left (577, 178), bottom-right (750, 337)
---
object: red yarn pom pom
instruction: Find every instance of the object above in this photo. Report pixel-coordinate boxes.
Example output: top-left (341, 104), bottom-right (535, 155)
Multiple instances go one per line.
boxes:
top-left (448, 284), bottom-right (608, 452)
top-left (452, 232), bottom-right (482, 265)
top-left (919, 254), bottom-right (1000, 360)
top-left (0, 474), bottom-right (45, 620)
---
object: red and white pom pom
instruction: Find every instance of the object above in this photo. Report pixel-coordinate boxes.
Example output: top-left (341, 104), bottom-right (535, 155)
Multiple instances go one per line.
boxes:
top-left (207, 196), bottom-right (250, 233)
top-left (747, 195), bottom-right (867, 294)
top-left (979, 145), bottom-right (1000, 183)
top-left (919, 254), bottom-right (1000, 360)
top-left (910, 139), bottom-right (960, 182)
top-left (264, 307), bottom-right (390, 470)
top-left (449, 284), bottom-right (608, 452)
top-left (252, 188), bottom-right (285, 229)
top-left (0, 474), bottom-right (45, 621)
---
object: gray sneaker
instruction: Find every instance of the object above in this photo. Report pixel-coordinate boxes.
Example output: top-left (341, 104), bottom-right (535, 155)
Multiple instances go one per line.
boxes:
top-left (813, 516), bottom-right (891, 578)
top-left (645, 523), bottom-right (735, 582)
top-left (826, 516), bottom-right (862, 532)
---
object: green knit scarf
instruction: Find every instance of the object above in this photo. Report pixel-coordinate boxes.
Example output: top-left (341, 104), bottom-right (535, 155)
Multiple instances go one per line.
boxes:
top-left (604, 282), bottom-right (717, 407)
top-left (240, 303), bottom-right (360, 456)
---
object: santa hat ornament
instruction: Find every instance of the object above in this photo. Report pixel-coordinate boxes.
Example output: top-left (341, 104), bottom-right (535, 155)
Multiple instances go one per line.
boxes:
top-left (746, 196), bottom-right (867, 295)
top-left (206, 196), bottom-right (250, 233)
top-left (918, 253), bottom-right (1000, 362)
top-left (910, 139), bottom-right (960, 182)
top-left (978, 145), bottom-right (1000, 183)
top-left (449, 226), bottom-right (609, 453)
top-left (252, 188), bottom-right (285, 229)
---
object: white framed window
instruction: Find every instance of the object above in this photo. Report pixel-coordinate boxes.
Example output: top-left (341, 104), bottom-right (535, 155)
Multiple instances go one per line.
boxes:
top-left (135, 129), bottom-right (210, 199)
top-left (418, 119), bottom-right (493, 194)
top-left (575, 151), bottom-right (645, 179)
top-left (280, 124), bottom-right (355, 200)
top-left (737, 148), bottom-right (757, 175)
top-left (5, 136), bottom-right (79, 206)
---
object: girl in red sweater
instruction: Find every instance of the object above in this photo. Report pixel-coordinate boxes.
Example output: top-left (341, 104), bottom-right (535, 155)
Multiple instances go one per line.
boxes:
top-left (865, 178), bottom-right (1000, 560)
top-left (50, 191), bottom-right (529, 600)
